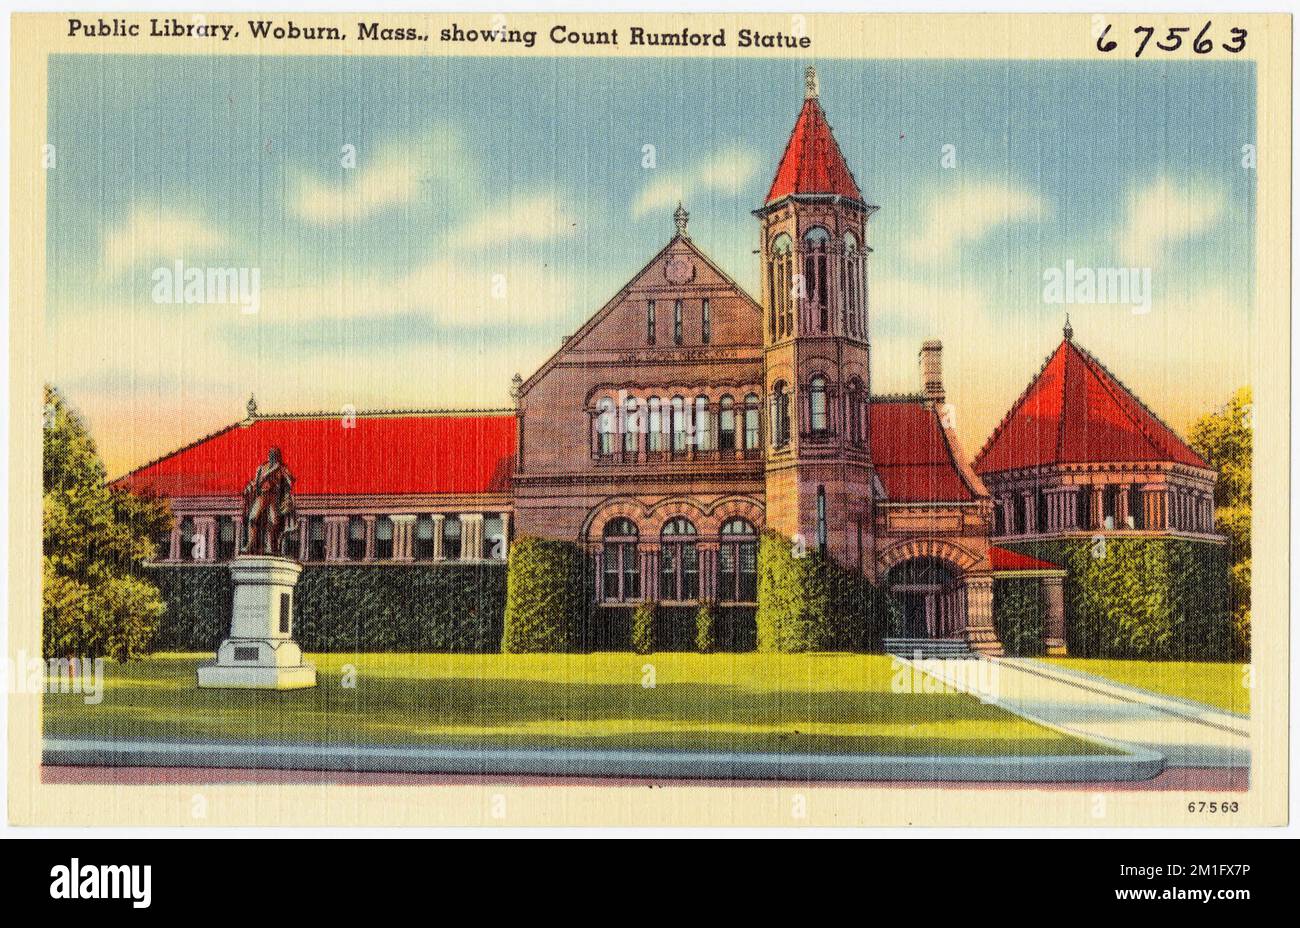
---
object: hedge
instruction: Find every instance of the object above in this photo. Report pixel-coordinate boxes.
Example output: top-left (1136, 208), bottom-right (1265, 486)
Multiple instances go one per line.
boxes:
top-left (992, 578), bottom-right (1046, 657)
top-left (755, 530), bottom-right (898, 652)
top-left (501, 537), bottom-right (591, 653)
top-left (631, 602), bottom-right (656, 654)
top-left (1001, 537), bottom-right (1233, 660)
top-left (146, 563), bottom-right (506, 653)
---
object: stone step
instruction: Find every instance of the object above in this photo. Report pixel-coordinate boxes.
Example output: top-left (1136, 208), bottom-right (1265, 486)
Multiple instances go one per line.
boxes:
top-left (882, 638), bottom-right (978, 660)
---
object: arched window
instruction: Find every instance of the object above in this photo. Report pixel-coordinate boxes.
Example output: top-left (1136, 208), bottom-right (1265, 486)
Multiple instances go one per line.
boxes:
top-left (647, 397), bottom-right (663, 453)
top-left (718, 395), bottom-right (736, 452)
top-left (770, 233), bottom-right (793, 338)
top-left (660, 517), bottom-right (699, 602)
top-left (809, 375), bottom-right (829, 435)
top-left (347, 515), bottom-right (366, 560)
top-left (623, 397), bottom-right (640, 456)
top-left (718, 518), bottom-right (758, 603)
top-left (803, 227), bottom-right (830, 331)
top-left (671, 396), bottom-right (687, 455)
top-left (602, 518), bottom-right (640, 602)
top-left (596, 397), bottom-right (616, 458)
top-left (695, 396), bottom-right (711, 452)
top-left (771, 382), bottom-right (791, 448)
top-left (744, 393), bottom-right (761, 451)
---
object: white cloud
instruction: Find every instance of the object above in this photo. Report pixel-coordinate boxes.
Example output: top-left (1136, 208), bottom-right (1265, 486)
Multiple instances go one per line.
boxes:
top-left (292, 127), bottom-right (471, 225)
top-left (905, 181), bottom-right (1044, 262)
top-left (100, 206), bottom-right (228, 276)
top-left (455, 194), bottom-right (580, 248)
top-left (633, 145), bottom-right (760, 218)
top-left (1116, 178), bottom-right (1223, 265)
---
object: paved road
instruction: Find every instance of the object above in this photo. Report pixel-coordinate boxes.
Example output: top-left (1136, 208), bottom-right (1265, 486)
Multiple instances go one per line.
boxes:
top-left (913, 657), bottom-right (1250, 769)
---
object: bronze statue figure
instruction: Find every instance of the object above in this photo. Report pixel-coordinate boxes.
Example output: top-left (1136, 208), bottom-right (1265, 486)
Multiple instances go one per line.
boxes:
top-left (241, 447), bottom-right (297, 557)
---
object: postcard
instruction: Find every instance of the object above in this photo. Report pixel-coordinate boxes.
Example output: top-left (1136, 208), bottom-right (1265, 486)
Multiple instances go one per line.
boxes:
top-left (7, 11), bottom-right (1290, 827)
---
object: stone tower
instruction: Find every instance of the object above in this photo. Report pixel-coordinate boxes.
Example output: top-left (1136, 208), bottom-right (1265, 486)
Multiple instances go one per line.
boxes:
top-left (756, 67), bottom-right (879, 575)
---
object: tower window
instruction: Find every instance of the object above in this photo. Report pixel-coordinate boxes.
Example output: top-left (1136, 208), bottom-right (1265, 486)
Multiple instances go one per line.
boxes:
top-left (771, 382), bottom-right (791, 449)
top-left (673, 300), bottom-right (683, 346)
top-left (646, 301), bottom-right (656, 345)
top-left (803, 227), bottom-right (830, 331)
top-left (771, 233), bottom-right (793, 338)
top-left (810, 375), bottom-right (829, 435)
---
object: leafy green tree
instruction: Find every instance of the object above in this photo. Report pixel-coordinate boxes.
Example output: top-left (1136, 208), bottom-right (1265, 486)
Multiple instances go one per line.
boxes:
top-left (1189, 387), bottom-right (1252, 657)
top-left (43, 385), bottom-right (171, 660)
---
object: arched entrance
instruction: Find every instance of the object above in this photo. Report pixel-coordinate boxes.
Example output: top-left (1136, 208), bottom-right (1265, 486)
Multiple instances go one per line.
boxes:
top-left (885, 557), bottom-right (964, 639)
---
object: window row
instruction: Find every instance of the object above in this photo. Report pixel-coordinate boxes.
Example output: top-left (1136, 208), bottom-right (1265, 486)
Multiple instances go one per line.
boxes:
top-left (646, 298), bottom-right (710, 347)
top-left (766, 228), bottom-right (867, 340)
top-left (595, 393), bottom-right (762, 458)
top-left (769, 377), bottom-right (870, 449)
top-left (601, 516), bottom-right (758, 604)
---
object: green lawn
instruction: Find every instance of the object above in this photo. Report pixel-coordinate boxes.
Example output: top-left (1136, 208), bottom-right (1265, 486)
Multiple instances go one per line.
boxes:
top-left (43, 652), bottom-right (1113, 757)
top-left (1044, 658), bottom-right (1251, 715)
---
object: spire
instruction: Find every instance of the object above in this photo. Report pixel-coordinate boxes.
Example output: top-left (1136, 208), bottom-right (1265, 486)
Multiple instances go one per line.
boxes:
top-left (765, 69), bottom-right (863, 205)
top-left (1063, 313), bottom-right (1073, 341)
top-left (246, 394), bottom-right (258, 419)
top-left (673, 201), bottom-right (689, 238)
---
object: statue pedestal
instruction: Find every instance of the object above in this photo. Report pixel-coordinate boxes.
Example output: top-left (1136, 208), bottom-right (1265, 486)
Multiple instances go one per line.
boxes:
top-left (197, 555), bottom-right (316, 689)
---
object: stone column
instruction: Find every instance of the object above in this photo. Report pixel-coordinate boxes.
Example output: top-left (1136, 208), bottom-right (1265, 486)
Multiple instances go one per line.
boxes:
top-left (297, 518), bottom-right (310, 561)
top-left (1023, 492), bottom-right (1037, 535)
top-left (700, 545), bottom-right (717, 602)
top-left (1116, 487), bottom-right (1130, 530)
top-left (593, 548), bottom-right (604, 601)
top-left (1092, 486), bottom-right (1105, 530)
top-left (363, 516), bottom-right (376, 561)
top-left (192, 515), bottom-right (217, 562)
top-left (462, 513), bottom-right (485, 560)
top-left (1000, 496), bottom-right (1015, 536)
top-left (390, 514), bottom-right (415, 562)
top-left (431, 514), bottom-right (445, 560)
top-left (960, 575), bottom-right (1002, 655)
top-left (1041, 576), bottom-right (1067, 656)
top-left (168, 526), bottom-right (182, 561)
top-left (499, 512), bottom-right (512, 560)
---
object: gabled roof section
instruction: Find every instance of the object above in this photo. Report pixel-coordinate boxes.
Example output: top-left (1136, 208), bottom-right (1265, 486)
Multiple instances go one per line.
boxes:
top-left (870, 398), bottom-right (982, 503)
top-left (113, 410), bottom-right (517, 497)
top-left (517, 230), bottom-right (760, 397)
top-left (765, 94), bottom-right (864, 205)
top-left (974, 334), bottom-right (1209, 474)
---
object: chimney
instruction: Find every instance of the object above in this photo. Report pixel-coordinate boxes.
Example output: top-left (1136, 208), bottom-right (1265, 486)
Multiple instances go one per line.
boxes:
top-left (919, 340), bottom-right (945, 405)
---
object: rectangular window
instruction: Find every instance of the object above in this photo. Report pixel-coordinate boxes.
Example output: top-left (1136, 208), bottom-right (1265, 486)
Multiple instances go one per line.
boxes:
top-left (681, 545), bottom-right (699, 600)
top-left (673, 300), bottom-right (683, 345)
top-left (701, 298), bottom-right (711, 345)
top-left (738, 541), bottom-right (757, 602)
top-left (816, 486), bottom-right (827, 556)
top-left (442, 516), bottom-right (462, 560)
top-left (647, 301), bottom-right (656, 345)
top-left (484, 515), bottom-right (506, 560)
top-left (648, 400), bottom-right (663, 453)
top-left (660, 547), bottom-right (677, 600)
top-left (375, 517), bottom-right (394, 559)
top-left (623, 401), bottom-right (638, 456)
top-left (745, 404), bottom-right (760, 450)
top-left (623, 545), bottom-right (640, 600)
top-left (347, 516), bottom-right (366, 560)
top-left (604, 544), bottom-right (621, 600)
top-left (179, 517), bottom-right (196, 561)
top-left (718, 545), bottom-right (736, 602)
top-left (307, 516), bottom-right (326, 562)
top-left (217, 516), bottom-right (236, 560)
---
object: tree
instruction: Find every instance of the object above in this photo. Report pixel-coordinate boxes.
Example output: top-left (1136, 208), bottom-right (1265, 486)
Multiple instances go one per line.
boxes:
top-left (43, 385), bottom-right (172, 660)
top-left (1188, 386), bottom-right (1252, 658)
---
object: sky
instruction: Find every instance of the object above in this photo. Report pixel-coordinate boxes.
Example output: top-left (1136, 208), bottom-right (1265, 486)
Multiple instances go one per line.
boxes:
top-left (46, 54), bottom-right (1256, 477)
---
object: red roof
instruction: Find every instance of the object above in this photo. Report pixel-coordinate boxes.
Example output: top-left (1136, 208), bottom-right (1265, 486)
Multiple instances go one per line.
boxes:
top-left (766, 96), bottom-right (864, 204)
top-left (870, 401), bottom-right (975, 502)
top-left (974, 337), bottom-right (1208, 474)
top-left (113, 413), bottom-right (516, 498)
top-left (989, 546), bottom-right (1060, 572)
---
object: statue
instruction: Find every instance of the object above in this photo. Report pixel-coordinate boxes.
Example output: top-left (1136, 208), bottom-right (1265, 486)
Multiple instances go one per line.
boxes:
top-left (241, 447), bottom-right (297, 557)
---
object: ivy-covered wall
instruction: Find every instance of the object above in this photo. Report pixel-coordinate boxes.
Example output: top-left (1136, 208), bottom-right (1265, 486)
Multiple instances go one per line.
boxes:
top-left (1001, 537), bottom-right (1233, 660)
top-left (146, 563), bottom-right (507, 653)
top-left (755, 530), bottom-right (898, 652)
top-left (992, 578), bottom-right (1046, 657)
top-left (500, 537), bottom-right (593, 653)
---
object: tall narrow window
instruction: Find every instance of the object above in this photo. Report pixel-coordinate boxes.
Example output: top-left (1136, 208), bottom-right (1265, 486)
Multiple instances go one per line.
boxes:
top-left (673, 299), bottom-right (683, 345)
top-left (804, 227), bottom-right (830, 331)
top-left (648, 397), bottom-right (664, 453)
top-left (623, 397), bottom-right (640, 456)
top-left (701, 298), bottom-right (711, 345)
top-left (442, 516), bottom-right (462, 560)
top-left (771, 383), bottom-right (791, 448)
top-left (844, 231), bottom-right (861, 336)
top-left (816, 485), bottom-right (827, 556)
top-left (810, 375), bottom-right (828, 435)
top-left (771, 233), bottom-right (793, 338)
top-left (413, 515), bottom-right (435, 561)
top-left (646, 301), bottom-right (656, 345)
top-left (718, 518), bottom-right (758, 603)
top-left (602, 518), bottom-right (640, 601)
top-left (695, 396), bottom-right (711, 452)
top-left (596, 398), bottom-right (616, 458)
top-left (744, 393), bottom-right (761, 451)
top-left (217, 516), bottom-right (236, 561)
top-left (718, 395), bottom-right (736, 452)
top-left (660, 517), bottom-right (698, 602)
top-left (671, 396), bottom-right (687, 454)
top-left (347, 515), bottom-right (366, 560)
top-left (375, 517), bottom-right (394, 559)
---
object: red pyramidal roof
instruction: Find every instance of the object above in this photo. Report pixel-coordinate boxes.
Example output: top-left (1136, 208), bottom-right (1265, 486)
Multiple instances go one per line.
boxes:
top-left (974, 337), bottom-right (1208, 474)
top-left (766, 94), bottom-right (863, 205)
top-left (113, 412), bottom-right (516, 498)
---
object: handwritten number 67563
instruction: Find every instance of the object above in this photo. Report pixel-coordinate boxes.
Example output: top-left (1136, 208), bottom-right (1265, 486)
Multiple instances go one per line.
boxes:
top-left (1096, 23), bottom-right (1247, 57)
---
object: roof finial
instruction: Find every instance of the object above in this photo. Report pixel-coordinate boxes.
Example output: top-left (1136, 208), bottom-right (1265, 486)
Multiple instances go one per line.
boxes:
top-left (246, 393), bottom-right (258, 418)
top-left (804, 65), bottom-right (819, 100)
top-left (673, 201), bottom-right (689, 238)
top-left (1063, 313), bottom-right (1074, 342)
top-left (510, 373), bottom-right (523, 404)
